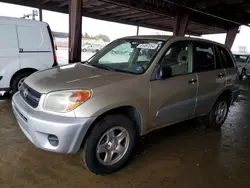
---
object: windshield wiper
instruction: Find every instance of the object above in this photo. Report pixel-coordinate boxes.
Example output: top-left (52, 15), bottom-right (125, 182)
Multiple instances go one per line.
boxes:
top-left (81, 61), bottom-right (88, 64)
top-left (87, 63), bottom-right (138, 74)
top-left (90, 64), bottom-right (115, 71)
top-left (112, 68), bottom-right (138, 75)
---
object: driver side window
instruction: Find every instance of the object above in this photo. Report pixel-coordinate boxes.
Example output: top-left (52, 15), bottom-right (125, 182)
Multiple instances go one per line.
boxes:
top-left (160, 41), bottom-right (192, 76)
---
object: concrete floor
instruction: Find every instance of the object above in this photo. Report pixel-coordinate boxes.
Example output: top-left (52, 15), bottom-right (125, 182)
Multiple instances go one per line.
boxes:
top-left (0, 79), bottom-right (250, 188)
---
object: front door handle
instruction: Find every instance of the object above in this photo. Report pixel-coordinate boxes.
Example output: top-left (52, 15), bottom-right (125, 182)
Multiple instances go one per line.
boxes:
top-left (218, 73), bottom-right (225, 78)
top-left (188, 79), bottom-right (197, 84)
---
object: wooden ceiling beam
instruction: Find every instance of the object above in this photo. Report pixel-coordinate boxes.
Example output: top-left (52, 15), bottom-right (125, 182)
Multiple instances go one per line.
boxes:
top-left (87, 4), bottom-right (117, 13)
top-left (193, 0), bottom-right (225, 9)
top-left (98, 8), bottom-right (128, 15)
top-left (145, 17), bottom-right (172, 24)
top-left (201, 7), bottom-right (250, 24)
top-left (129, 14), bottom-right (160, 21)
top-left (58, 0), bottom-right (101, 9)
top-left (193, 0), bottom-right (245, 9)
top-left (99, 0), bottom-right (176, 18)
top-left (42, 0), bottom-right (51, 4)
top-left (82, 0), bottom-right (98, 7)
top-left (58, 0), bottom-right (68, 7)
top-left (110, 10), bottom-right (139, 18)
top-left (190, 12), bottom-right (236, 30)
top-left (43, 0), bottom-right (65, 4)
top-left (119, 12), bottom-right (150, 20)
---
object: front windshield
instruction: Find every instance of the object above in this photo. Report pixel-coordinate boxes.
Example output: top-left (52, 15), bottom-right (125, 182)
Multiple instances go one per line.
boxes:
top-left (87, 39), bottom-right (164, 74)
top-left (234, 55), bottom-right (249, 63)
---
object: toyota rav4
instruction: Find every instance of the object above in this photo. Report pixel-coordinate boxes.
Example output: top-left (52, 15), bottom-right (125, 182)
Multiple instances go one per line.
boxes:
top-left (12, 35), bottom-right (239, 175)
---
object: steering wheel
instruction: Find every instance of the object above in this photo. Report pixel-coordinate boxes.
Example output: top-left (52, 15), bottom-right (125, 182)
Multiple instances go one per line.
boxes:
top-left (124, 64), bottom-right (145, 74)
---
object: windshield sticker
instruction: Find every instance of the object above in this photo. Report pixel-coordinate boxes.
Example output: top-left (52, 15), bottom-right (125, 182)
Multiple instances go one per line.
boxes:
top-left (137, 43), bottom-right (158, 50)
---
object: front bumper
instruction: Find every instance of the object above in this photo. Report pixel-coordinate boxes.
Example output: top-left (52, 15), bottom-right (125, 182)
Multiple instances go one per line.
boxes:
top-left (12, 92), bottom-right (95, 154)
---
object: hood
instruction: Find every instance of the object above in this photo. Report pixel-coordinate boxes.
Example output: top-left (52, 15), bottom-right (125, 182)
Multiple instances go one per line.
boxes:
top-left (25, 63), bottom-right (134, 93)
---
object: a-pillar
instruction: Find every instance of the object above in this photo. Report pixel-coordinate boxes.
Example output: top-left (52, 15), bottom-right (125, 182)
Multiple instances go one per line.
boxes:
top-left (225, 26), bottom-right (239, 49)
top-left (173, 11), bottom-right (190, 36)
top-left (69, 0), bottom-right (82, 63)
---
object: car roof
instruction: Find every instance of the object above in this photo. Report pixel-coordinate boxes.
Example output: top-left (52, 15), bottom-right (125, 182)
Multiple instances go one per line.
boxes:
top-left (0, 16), bottom-right (48, 27)
top-left (121, 35), bottom-right (172, 41)
top-left (233, 53), bottom-right (250, 55)
top-left (120, 35), bottom-right (228, 49)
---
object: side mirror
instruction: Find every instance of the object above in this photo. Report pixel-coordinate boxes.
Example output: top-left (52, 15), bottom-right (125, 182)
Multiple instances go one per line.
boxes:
top-left (159, 66), bottom-right (172, 79)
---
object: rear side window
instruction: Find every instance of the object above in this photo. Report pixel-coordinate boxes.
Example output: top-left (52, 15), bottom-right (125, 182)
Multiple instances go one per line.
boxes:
top-left (0, 24), bottom-right (18, 49)
top-left (17, 26), bottom-right (45, 51)
top-left (218, 46), bottom-right (235, 68)
top-left (193, 42), bottom-right (215, 72)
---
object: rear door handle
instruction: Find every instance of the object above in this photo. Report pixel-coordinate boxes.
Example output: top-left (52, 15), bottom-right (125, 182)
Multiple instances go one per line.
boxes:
top-left (188, 79), bottom-right (197, 84)
top-left (218, 73), bottom-right (225, 78)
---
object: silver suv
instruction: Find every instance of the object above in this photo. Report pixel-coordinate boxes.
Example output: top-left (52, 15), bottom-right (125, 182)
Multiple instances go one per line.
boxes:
top-left (12, 36), bottom-right (239, 175)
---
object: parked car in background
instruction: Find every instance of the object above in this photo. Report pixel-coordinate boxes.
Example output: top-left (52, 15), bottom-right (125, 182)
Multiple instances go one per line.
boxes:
top-left (233, 53), bottom-right (250, 79)
top-left (0, 16), bottom-right (57, 95)
top-left (82, 43), bottom-right (103, 53)
top-left (12, 36), bottom-right (239, 175)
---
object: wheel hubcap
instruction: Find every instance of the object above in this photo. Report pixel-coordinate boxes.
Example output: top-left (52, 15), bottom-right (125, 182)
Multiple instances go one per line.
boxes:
top-left (96, 126), bottom-right (130, 166)
top-left (215, 101), bottom-right (228, 124)
top-left (17, 77), bottom-right (26, 91)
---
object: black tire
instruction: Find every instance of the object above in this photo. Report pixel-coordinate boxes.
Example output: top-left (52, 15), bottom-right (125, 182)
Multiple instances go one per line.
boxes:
top-left (11, 72), bottom-right (33, 94)
top-left (82, 114), bottom-right (137, 175)
top-left (205, 95), bottom-right (230, 130)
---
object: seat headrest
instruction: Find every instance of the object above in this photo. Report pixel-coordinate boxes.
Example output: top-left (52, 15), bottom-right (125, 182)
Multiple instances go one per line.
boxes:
top-left (177, 50), bottom-right (188, 64)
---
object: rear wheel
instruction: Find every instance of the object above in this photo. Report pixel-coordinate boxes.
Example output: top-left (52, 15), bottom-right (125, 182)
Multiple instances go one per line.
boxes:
top-left (11, 72), bottom-right (33, 94)
top-left (81, 114), bottom-right (136, 175)
top-left (204, 95), bottom-right (230, 130)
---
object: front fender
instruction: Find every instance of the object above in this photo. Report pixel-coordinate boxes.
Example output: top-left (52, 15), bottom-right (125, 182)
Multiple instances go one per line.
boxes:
top-left (74, 77), bottom-right (150, 134)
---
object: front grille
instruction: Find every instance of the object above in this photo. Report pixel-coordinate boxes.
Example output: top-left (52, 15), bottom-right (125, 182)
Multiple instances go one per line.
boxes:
top-left (20, 83), bottom-right (41, 108)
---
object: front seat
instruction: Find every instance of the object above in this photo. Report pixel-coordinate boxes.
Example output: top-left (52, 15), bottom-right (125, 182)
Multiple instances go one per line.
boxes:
top-left (171, 50), bottom-right (189, 75)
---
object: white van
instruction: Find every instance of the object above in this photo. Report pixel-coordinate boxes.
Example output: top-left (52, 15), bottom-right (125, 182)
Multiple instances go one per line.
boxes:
top-left (0, 16), bottom-right (57, 95)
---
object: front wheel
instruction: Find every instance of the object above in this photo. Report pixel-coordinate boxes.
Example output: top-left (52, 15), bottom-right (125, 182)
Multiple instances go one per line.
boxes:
top-left (81, 114), bottom-right (137, 175)
top-left (205, 96), bottom-right (230, 130)
top-left (11, 72), bottom-right (33, 94)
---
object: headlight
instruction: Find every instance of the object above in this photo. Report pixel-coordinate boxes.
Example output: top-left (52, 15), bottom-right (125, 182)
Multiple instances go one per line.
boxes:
top-left (43, 90), bottom-right (91, 113)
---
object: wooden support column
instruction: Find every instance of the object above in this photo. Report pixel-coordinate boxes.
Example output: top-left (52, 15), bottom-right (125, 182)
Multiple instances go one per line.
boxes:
top-left (173, 11), bottom-right (190, 36)
top-left (69, 0), bottom-right (82, 63)
top-left (39, 8), bottom-right (43, 21)
top-left (225, 26), bottom-right (239, 49)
